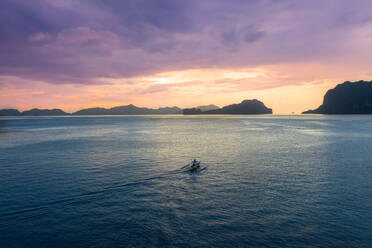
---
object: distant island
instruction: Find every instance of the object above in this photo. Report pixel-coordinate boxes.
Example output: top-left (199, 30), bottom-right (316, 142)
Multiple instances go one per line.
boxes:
top-left (195, 104), bottom-right (220, 112)
top-left (183, 99), bottom-right (272, 115)
top-left (0, 108), bottom-right (68, 116)
top-left (0, 100), bottom-right (272, 116)
top-left (0, 105), bottom-right (181, 116)
top-left (303, 80), bottom-right (372, 114)
top-left (72, 105), bottom-right (181, 115)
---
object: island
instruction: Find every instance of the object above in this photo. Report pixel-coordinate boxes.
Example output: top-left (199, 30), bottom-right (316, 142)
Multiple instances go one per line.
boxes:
top-left (303, 80), bottom-right (372, 114)
top-left (0, 109), bottom-right (21, 116)
top-left (196, 105), bottom-right (219, 112)
top-left (183, 99), bottom-right (272, 115)
top-left (0, 105), bottom-right (182, 116)
top-left (0, 101), bottom-right (272, 116)
top-left (22, 108), bottom-right (68, 116)
top-left (0, 108), bottom-right (68, 116)
top-left (72, 105), bottom-right (181, 115)
top-left (183, 108), bottom-right (203, 115)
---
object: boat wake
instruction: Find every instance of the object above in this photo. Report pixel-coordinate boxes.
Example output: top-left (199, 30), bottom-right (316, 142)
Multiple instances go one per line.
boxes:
top-left (0, 164), bottom-right (207, 226)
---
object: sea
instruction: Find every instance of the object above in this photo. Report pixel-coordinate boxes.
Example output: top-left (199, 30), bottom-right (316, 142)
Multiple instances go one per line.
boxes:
top-left (0, 115), bottom-right (371, 248)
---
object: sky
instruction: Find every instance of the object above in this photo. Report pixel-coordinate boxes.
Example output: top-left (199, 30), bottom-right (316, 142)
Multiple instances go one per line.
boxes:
top-left (1, 0), bottom-right (372, 114)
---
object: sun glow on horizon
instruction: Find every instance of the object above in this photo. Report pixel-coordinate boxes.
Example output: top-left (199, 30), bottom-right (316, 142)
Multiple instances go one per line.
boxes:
top-left (1, 63), bottom-right (371, 114)
top-left (137, 68), bottom-right (267, 85)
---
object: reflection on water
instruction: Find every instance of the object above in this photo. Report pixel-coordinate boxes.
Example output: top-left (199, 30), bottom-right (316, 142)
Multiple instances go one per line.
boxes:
top-left (0, 115), bottom-right (371, 247)
top-left (0, 119), bottom-right (8, 134)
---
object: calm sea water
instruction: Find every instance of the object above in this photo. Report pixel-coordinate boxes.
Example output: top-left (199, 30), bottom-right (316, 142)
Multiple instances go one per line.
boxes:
top-left (0, 115), bottom-right (371, 247)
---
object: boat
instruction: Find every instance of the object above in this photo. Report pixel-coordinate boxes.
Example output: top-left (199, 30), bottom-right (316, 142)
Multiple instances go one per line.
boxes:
top-left (188, 161), bottom-right (200, 171)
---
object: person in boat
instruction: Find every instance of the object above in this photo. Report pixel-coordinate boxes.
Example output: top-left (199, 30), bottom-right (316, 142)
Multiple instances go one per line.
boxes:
top-left (192, 159), bottom-right (197, 167)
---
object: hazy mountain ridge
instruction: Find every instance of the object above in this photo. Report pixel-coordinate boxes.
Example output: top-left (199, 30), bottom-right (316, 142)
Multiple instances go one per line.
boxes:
top-left (73, 105), bottom-right (182, 115)
top-left (0, 108), bottom-right (68, 116)
top-left (22, 108), bottom-right (68, 116)
top-left (0, 109), bottom-right (22, 116)
top-left (0, 105), bottom-right (182, 116)
top-left (196, 105), bottom-right (220, 112)
top-left (303, 80), bottom-right (372, 114)
top-left (0, 100), bottom-right (272, 116)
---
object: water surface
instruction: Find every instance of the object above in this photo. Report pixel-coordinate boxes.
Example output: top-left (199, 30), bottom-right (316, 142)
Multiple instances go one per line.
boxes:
top-left (0, 115), bottom-right (371, 247)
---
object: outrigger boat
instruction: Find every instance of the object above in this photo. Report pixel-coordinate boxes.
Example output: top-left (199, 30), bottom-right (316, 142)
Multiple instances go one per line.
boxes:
top-left (180, 159), bottom-right (205, 172)
top-left (188, 160), bottom-right (201, 172)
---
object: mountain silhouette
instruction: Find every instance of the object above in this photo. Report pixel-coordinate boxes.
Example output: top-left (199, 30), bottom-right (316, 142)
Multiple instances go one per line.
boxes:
top-left (183, 99), bottom-right (272, 114)
top-left (0, 109), bottom-right (21, 116)
top-left (0, 101), bottom-right (272, 116)
top-left (71, 108), bottom-right (107, 115)
top-left (21, 108), bottom-right (68, 116)
top-left (196, 104), bottom-right (220, 111)
top-left (183, 108), bottom-right (203, 115)
top-left (72, 105), bottom-right (182, 115)
top-left (303, 80), bottom-right (372, 114)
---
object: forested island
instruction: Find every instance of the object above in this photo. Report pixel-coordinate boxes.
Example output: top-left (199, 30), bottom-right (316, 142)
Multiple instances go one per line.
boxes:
top-left (303, 80), bottom-right (372, 114)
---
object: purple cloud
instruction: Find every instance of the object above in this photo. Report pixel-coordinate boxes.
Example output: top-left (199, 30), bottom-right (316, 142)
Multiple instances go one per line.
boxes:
top-left (1, 0), bottom-right (372, 85)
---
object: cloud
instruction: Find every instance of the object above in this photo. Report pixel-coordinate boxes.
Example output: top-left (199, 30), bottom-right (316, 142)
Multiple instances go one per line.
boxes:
top-left (55, 27), bottom-right (120, 45)
top-left (0, 0), bottom-right (372, 88)
top-left (29, 32), bottom-right (53, 42)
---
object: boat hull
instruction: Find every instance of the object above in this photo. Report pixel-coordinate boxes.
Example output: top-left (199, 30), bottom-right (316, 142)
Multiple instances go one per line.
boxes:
top-left (188, 162), bottom-right (201, 171)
